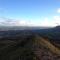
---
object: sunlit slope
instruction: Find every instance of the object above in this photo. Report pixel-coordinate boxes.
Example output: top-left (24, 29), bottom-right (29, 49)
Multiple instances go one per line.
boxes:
top-left (34, 35), bottom-right (60, 56)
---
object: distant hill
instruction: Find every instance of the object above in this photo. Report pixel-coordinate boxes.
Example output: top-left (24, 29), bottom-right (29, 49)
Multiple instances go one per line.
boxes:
top-left (0, 26), bottom-right (51, 31)
top-left (0, 25), bottom-right (60, 47)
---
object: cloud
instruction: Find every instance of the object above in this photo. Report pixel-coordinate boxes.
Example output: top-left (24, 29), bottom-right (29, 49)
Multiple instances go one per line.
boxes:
top-left (44, 16), bottom-right (60, 27)
top-left (0, 17), bottom-right (33, 26)
top-left (53, 16), bottom-right (60, 25)
top-left (0, 16), bottom-right (60, 27)
top-left (57, 8), bottom-right (60, 13)
top-left (36, 16), bottom-right (60, 27)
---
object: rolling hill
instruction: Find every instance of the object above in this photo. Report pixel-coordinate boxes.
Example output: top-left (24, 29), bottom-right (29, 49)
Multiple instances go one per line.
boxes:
top-left (0, 26), bottom-right (60, 60)
top-left (0, 34), bottom-right (60, 60)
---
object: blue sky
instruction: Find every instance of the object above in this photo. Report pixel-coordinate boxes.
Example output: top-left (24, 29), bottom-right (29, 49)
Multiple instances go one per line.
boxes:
top-left (0, 0), bottom-right (60, 26)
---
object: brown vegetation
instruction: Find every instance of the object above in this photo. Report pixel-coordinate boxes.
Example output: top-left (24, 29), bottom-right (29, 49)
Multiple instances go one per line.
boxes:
top-left (34, 35), bottom-right (60, 56)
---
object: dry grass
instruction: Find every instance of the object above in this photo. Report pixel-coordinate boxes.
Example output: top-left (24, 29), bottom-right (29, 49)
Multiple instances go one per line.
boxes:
top-left (34, 35), bottom-right (60, 56)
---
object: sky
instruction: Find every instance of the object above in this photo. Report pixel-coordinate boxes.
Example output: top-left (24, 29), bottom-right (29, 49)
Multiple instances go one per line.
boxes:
top-left (0, 0), bottom-right (60, 27)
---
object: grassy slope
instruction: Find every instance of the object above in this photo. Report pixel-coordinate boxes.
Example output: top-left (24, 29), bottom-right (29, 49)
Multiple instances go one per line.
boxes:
top-left (0, 35), bottom-right (60, 60)
top-left (0, 36), bottom-right (34, 60)
top-left (34, 35), bottom-right (60, 56)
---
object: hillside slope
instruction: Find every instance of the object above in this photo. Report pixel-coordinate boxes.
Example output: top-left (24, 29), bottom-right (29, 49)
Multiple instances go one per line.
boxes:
top-left (0, 35), bottom-right (60, 60)
top-left (33, 35), bottom-right (60, 60)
